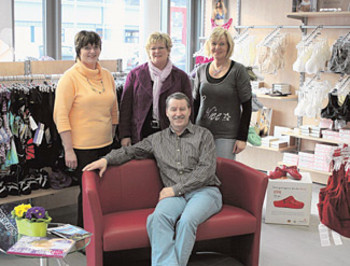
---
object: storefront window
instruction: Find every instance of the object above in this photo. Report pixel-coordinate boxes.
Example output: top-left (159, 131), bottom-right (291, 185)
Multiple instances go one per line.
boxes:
top-left (14, 0), bottom-right (43, 61)
top-left (170, 0), bottom-right (186, 71)
top-left (61, 0), bottom-right (141, 68)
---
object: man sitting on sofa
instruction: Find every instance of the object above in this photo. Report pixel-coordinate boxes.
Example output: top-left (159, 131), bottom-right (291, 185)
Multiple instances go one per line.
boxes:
top-left (83, 92), bottom-right (222, 266)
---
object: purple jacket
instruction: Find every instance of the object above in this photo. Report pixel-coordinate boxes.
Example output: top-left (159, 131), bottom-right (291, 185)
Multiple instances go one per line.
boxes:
top-left (119, 62), bottom-right (193, 143)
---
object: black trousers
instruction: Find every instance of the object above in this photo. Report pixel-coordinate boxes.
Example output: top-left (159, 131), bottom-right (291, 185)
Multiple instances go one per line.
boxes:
top-left (74, 144), bottom-right (112, 228)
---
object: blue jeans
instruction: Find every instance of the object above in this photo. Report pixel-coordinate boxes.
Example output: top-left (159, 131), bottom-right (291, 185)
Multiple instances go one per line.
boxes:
top-left (146, 186), bottom-right (222, 266)
top-left (215, 138), bottom-right (236, 160)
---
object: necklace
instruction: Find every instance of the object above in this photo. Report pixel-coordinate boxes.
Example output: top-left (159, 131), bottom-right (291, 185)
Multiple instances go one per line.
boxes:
top-left (211, 61), bottom-right (229, 76)
top-left (86, 77), bottom-right (105, 94)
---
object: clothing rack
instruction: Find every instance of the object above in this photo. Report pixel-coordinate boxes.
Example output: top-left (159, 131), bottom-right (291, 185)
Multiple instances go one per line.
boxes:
top-left (261, 27), bottom-right (282, 46)
top-left (0, 72), bottom-right (127, 82)
top-left (304, 26), bottom-right (323, 46)
top-left (234, 25), bottom-right (350, 30)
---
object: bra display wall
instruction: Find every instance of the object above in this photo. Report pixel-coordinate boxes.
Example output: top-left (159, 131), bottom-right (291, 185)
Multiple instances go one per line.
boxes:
top-left (220, 1), bottom-right (350, 185)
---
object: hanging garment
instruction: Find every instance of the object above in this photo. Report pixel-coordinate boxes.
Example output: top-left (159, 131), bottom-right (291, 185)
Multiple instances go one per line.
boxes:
top-left (318, 149), bottom-right (350, 238)
top-left (328, 36), bottom-right (350, 75)
top-left (294, 78), bottom-right (330, 118)
top-left (255, 31), bottom-right (288, 74)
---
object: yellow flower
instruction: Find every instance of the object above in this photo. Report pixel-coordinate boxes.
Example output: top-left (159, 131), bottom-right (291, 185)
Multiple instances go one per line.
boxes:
top-left (14, 204), bottom-right (32, 218)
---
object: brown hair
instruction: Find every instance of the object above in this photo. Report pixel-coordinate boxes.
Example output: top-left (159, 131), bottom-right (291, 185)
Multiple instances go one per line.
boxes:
top-left (74, 30), bottom-right (102, 60)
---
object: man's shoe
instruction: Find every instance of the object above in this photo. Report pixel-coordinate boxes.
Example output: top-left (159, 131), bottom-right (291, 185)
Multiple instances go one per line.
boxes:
top-left (282, 165), bottom-right (302, 180)
top-left (273, 196), bottom-right (304, 209)
top-left (268, 167), bottom-right (286, 179)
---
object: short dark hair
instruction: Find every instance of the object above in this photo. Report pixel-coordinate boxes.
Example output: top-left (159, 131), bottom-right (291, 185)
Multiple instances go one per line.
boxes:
top-left (166, 92), bottom-right (191, 109)
top-left (74, 30), bottom-right (102, 60)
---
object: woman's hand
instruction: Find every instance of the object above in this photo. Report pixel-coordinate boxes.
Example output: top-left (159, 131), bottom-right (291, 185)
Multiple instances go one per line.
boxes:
top-left (82, 158), bottom-right (108, 178)
top-left (121, 137), bottom-right (132, 146)
top-left (65, 149), bottom-right (78, 170)
top-left (233, 140), bottom-right (247, 154)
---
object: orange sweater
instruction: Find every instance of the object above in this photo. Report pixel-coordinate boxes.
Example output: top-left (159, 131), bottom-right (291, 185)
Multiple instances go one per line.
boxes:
top-left (53, 60), bottom-right (118, 149)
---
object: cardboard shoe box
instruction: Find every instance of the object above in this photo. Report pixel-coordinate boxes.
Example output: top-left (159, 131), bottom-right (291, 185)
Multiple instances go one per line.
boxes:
top-left (265, 172), bottom-right (312, 226)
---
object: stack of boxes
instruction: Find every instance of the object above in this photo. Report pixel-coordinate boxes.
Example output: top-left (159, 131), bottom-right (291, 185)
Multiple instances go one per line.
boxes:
top-left (309, 126), bottom-right (321, 138)
top-left (322, 130), bottom-right (341, 142)
top-left (300, 125), bottom-right (310, 136)
top-left (251, 81), bottom-right (264, 91)
top-left (283, 151), bottom-right (299, 166)
top-left (261, 136), bottom-right (279, 148)
top-left (313, 143), bottom-right (335, 172)
top-left (298, 125), bottom-right (321, 138)
top-left (339, 129), bottom-right (350, 143)
top-left (270, 140), bottom-right (288, 149)
top-left (298, 150), bottom-right (314, 169)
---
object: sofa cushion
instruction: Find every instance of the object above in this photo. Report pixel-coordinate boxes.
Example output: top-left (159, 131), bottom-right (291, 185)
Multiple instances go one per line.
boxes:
top-left (103, 204), bottom-right (257, 252)
top-left (196, 205), bottom-right (257, 241)
top-left (103, 208), bottom-right (154, 251)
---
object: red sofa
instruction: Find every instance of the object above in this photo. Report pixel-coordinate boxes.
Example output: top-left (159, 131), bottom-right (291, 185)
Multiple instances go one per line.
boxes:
top-left (82, 157), bottom-right (268, 266)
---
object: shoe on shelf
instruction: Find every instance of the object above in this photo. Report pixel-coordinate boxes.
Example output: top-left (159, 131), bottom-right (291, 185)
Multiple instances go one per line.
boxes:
top-left (273, 195), bottom-right (304, 209)
top-left (247, 126), bottom-right (261, 146)
top-left (6, 182), bottom-right (20, 196)
top-left (34, 169), bottom-right (50, 189)
top-left (18, 180), bottom-right (32, 195)
top-left (0, 181), bottom-right (8, 198)
top-left (268, 167), bottom-right (286, 179)
top-left (282, 165), bottom-right (302, 180)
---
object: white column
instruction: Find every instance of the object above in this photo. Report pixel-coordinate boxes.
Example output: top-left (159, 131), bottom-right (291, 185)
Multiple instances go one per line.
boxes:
top-left (0, 0), bottom-right (14, 61)
top-left (139, 0), bottom-right (161, 64)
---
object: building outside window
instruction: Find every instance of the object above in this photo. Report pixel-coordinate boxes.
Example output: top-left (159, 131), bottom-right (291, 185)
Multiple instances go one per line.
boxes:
top-left (169, 0), bottom-right (186, 71)
top-left (13, 0), bottom-right (195, 72)
top-left (14, 0), bottom-right (141, 67)
top-left (14, 0), bottom-right (43, 60)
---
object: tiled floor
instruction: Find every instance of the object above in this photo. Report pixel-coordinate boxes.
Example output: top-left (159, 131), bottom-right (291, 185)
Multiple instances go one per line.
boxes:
top-left (1, 183), bottom-right (350, 266)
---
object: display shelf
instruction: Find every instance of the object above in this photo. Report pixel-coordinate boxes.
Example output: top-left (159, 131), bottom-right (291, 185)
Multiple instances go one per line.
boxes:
top-left (249, 144), bottom-right (296, 152)
top-left (282, 131), bottom-right (345, 145)
top-left (0, 186), bottom-right (79, 205)
top-left (256, 94), bottom-right (298, 101)
top-left (278, 161), bottom-right (331, 176)
top-left (286, 11), bottom-right (350, 20)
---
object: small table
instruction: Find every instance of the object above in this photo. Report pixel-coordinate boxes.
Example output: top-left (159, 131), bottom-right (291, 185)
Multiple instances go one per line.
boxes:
top-left (0, 223), bottom-right (90, 266)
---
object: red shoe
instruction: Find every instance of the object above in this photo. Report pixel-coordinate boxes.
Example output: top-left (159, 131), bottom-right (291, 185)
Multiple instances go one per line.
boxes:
top-left (268, 167), bottom-right (286, 179)
top-left (273, 196), bottom-right (304, 209)
top-left (282, 165), bottom-right (302, 180)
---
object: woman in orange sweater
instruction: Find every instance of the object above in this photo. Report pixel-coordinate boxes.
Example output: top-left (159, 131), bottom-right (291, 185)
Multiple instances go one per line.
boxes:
top-left (54, 30), bottom-right (118, 227)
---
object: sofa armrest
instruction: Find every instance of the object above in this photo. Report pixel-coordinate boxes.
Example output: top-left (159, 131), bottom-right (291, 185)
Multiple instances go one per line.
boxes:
top-left (82, 171), bottom-right (103, 250)
top-left (216, 157), bottom-right (268, 218)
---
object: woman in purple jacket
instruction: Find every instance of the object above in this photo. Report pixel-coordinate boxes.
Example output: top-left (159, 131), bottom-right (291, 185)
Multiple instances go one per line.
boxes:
top-left (119, 32), bottom-right (193, 146)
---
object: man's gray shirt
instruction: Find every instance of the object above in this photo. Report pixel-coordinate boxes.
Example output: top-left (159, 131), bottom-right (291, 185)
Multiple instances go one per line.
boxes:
top-left (104, 122), bottom-right (221, 196)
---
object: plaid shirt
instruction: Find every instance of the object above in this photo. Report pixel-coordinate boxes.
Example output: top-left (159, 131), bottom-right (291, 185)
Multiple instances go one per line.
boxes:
top-left (104, 122), bottom-right (221, 196)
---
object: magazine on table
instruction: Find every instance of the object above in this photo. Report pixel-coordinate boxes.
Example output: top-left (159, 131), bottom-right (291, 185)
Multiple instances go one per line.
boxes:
top-left (47, 224), bottom-right (92, 241)
top-left (0, 203), bottom-right (19, 252)
top-left (7, 236), bottom-right (75, 258)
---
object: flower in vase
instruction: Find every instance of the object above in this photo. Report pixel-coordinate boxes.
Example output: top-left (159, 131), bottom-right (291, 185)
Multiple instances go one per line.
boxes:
top-left (12, 204), bottom-right (51, 223)
top-left (25, 207), bottom-right (46, 220)
top-left (13, 204), bottom-right (32, 219)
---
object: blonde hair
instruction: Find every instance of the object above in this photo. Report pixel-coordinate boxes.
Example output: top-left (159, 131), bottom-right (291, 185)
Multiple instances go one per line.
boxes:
top-left (204, 27), bottom-right (234, 59)
top-left (145, 32), bottom-right (173, 57)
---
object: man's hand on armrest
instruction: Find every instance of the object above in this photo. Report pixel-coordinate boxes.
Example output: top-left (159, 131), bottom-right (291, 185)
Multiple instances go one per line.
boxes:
top-left (83, 158), bottom-right (108, 178)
